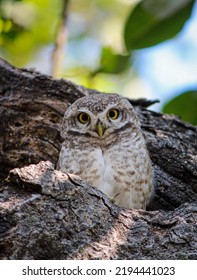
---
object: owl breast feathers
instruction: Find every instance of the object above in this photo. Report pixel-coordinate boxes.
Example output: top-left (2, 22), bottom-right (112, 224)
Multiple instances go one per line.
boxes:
top-left (58, 93), bottom-right (153, 209)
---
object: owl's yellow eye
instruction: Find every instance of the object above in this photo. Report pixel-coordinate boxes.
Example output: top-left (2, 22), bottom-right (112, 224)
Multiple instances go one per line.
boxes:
top-left (78, 112), bottom-right (90, 124)
top-left (107, 108), bottom-right (119, 120)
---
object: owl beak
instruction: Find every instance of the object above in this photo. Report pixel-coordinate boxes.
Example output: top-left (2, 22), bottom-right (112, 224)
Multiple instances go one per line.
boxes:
top-left (95, 120), bottom-right (105, 137)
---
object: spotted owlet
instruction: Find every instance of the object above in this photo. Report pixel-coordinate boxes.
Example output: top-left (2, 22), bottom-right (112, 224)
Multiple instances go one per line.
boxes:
top-left (57, 94), bottom-right (153, 209)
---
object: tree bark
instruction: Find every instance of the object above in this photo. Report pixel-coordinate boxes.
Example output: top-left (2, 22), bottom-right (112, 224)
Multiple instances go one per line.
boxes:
top-left (0, 58), bottom-right (197, 259)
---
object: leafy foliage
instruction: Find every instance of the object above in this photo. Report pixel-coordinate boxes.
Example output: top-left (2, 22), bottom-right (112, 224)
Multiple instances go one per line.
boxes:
top-left (0, 0), bottom-right (196, 125)
top-left (92, 47), bottom-right (130, 76)
top-left (163, 91), bottom-right (197, 125)
top-left (0, 0), bottom-right (61, 65)
top-left (124, 0), bottom-right (195, 50)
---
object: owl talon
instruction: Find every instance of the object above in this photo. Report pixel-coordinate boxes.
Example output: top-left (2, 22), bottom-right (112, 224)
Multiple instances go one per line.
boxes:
top-left (110, 192), bottom-right (121, 204)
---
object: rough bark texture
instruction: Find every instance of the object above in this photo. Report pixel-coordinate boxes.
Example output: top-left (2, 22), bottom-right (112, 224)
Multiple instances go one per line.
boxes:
top-left (0, 58), bottom-right (197, 259)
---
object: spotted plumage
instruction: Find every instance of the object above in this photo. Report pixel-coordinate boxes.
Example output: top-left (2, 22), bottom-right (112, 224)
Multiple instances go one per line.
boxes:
top-left (57, 93), bottom-right (153, 209)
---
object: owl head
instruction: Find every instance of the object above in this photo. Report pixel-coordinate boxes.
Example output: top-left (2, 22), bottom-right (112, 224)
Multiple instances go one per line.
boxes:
top-left (61, 94), bottom-right (140, 139)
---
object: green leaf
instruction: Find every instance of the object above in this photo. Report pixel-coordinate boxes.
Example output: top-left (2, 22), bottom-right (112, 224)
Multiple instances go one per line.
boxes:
top-left (162, 91), bottom-right (197, 125)
top-left (95, 46), bottom-right (130, 75)
top-left (124, 0), bottom-right (195, 50)
top-left (0, 0), bottom-right (61, 66)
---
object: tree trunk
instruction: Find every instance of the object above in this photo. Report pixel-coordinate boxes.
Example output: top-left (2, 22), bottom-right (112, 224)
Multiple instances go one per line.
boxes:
top-left (0, 58), bottom-right (196, 259)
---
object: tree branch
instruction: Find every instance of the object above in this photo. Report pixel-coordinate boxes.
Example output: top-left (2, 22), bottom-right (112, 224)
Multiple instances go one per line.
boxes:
top-left (0, 58), bottom-right (197, 259)
top-left (51, 0), bottom-right (70, 77)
